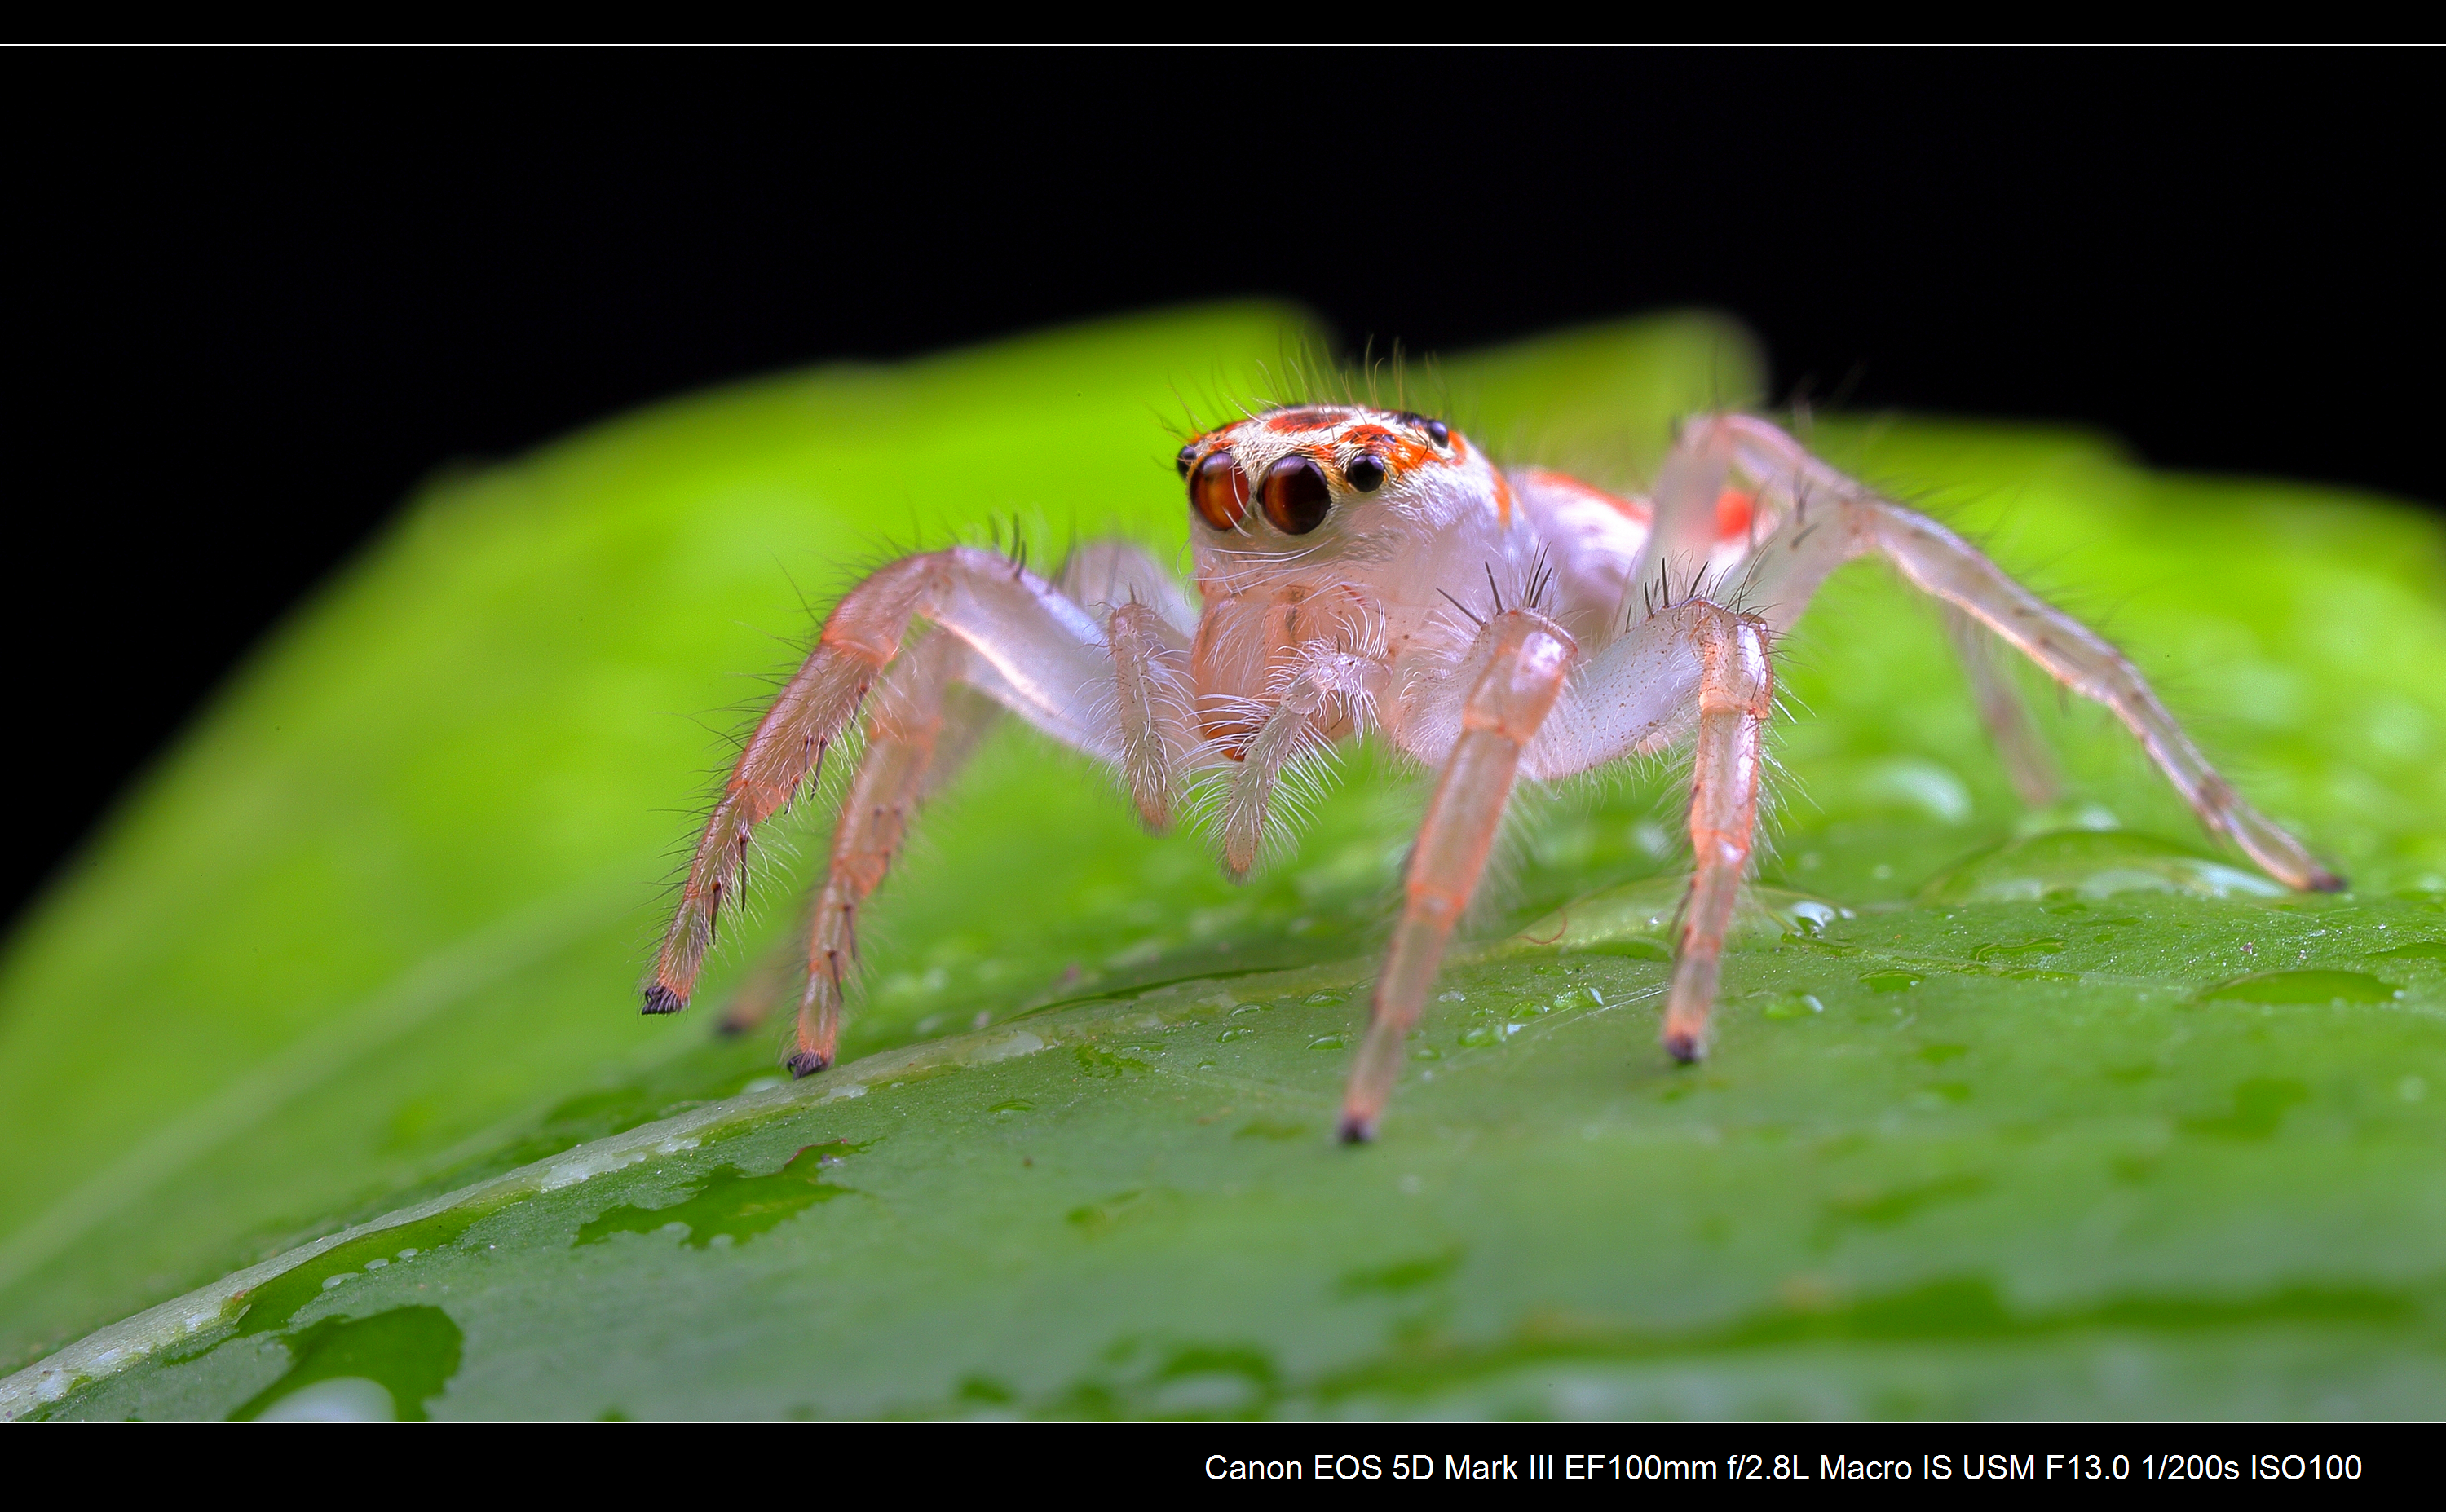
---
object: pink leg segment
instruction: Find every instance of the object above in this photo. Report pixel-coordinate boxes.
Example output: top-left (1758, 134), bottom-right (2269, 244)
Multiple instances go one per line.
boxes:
top-left (1106, 600), bottom-right (1194, 832)
top-left (1517, 597), bottom-right (1781, 1064)
top-left (722, 637), bottom-right (997, 1043)
top-left (1944, 605), bottom-right (2061, 807)
top-left (784, 633), bottom-right (980, 1073)
top-left (1659, 611), bottom-right (1775, 1060)
top-left (1872, 504), bottom-right (2341, 889)
top-left (1059, 540), bottom-right (1197, 831)
top-left (1340, 612), bottom-right (1574, 1142)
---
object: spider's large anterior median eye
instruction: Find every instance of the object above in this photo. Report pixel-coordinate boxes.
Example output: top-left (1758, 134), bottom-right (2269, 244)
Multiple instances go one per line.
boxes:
top-left (1190, 450), bottom-right (1251, 530)
top-left (1261, 455), bottom-right (1331, 534)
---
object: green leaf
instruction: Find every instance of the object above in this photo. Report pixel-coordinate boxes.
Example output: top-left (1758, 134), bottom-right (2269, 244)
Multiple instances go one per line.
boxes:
top-left (7, 305), bottom-right (2446, 1420)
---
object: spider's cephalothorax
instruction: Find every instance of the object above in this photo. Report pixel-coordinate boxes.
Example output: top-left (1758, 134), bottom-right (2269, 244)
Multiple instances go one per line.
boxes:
top-left (642, 403), bottom-right (2342, 1142)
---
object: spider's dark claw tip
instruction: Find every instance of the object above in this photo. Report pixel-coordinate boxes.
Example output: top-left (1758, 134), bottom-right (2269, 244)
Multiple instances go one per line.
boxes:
top-left (2307, 867), bottom-right (2349, 893)
top-left (1335, 1113), bottom-right (1377, 1145)
top-left (787, 1050), bottom-right (832, 1078)
top-left (1663, 1030), bottom-right (1704, 1065)
top-left (641, 984), bottom-right (687, 1016)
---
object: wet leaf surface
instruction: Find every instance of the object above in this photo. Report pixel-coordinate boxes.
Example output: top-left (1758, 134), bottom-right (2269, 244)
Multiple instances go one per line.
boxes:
top-left (5, 308), bottom-right (2445, 1418)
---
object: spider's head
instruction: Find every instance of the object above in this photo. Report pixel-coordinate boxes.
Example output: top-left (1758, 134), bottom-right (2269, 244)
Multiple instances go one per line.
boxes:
top-left (1175, 404), bottom-right (1489, 551)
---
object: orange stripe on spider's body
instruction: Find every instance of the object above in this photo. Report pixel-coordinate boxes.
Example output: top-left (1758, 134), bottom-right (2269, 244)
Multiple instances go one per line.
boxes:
top-left (1524, 469), bottom-right (1653, 525)
top-left (1715, 488), bottom-right (1755, 540)
top-left (1490, 467), bottom-right (1516, 528)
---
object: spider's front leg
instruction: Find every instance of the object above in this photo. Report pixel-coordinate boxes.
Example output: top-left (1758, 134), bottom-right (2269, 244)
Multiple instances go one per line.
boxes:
top-left (1644, 608), bottom-right (1777, 1060)
top-left (1339, 611), bottom-right (1575, 1142)
top-left (1527, 595), bottom-right (1777, 1061)
top-left (645, 544), bottom-right (1177, 1071)
top-left (1338, 597), bottom-right (1777, 1139)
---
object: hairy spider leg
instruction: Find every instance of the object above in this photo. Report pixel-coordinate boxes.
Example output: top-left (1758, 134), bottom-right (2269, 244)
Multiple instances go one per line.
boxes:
top-left (1658, 607), bottom-right (1776, 1058)
top-left (1340, 611), bottom-right (1574, 1142)
top-left (1696, 417), bottom-right (2341, 892)
top-left (644, 544), bottom-right (1134, 1028)
top-left (1059, 540), bottom-right (1199, 831)
top-left (717, 644), bottom-right (1000, 1038)
top-left (688, 540), bottom-right (1199, 1070)
top-left (1943, 604), bottom-right (2062, 806)
top-left (1537, 598), bottom-right (1776, 1066)
top-left (779, 631), bottom-right (996, 1069)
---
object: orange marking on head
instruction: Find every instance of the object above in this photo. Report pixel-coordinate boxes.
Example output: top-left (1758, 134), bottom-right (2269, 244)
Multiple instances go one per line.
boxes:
top-left (1264, 407), bottom-right (1344, 433)
top-left (1491, 467), bottom-right (1515, 528)
top-left (1715, 488), bottom-right (1755, 540)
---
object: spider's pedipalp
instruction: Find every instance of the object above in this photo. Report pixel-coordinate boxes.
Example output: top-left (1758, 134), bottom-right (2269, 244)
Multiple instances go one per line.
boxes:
top-left (1214, 643), bottom-right (1384, 878)
top-left (1062, 540), bottom-right (1197, 833)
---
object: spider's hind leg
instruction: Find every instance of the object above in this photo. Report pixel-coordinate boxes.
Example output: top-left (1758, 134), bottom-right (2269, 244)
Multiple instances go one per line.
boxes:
top-left (1708, 414), bottom-right (2338, 891)
top-left (1944, 604), bottom-right (2061, 808)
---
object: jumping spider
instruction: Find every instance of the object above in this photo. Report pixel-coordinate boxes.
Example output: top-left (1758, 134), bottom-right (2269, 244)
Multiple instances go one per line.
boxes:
top-left (642, 406), bottom-right (2339, 1140)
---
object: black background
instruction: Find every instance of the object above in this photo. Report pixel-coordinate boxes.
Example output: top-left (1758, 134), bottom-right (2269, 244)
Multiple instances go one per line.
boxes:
top-left (8, 47), bottom-right (2439, 933)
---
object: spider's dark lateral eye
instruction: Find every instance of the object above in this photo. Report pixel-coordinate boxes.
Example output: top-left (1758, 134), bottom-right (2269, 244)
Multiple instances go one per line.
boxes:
top-left (1261, 455), bottom-right (1331, 534)
top-left (1190, 451), bottom-right (1251, 531)
top-left (1175, 443), bottom-right (1198, 478)
top-left (1423, 418), bottom-right (1450, 447)
top-left (1345, 454), bottom-right (1387, 492)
